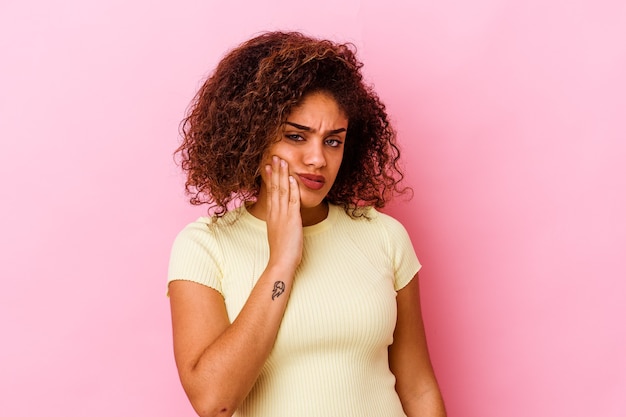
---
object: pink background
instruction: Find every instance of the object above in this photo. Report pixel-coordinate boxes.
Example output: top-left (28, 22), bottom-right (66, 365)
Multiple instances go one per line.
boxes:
top-left (1, 1), bottom-right (624, 416)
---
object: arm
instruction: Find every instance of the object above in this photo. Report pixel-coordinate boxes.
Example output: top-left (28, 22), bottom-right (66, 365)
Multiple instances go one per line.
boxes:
top-left (169, 157), bottom-right (301, 417)
top-left (389, 273), bottom-right (446, 417)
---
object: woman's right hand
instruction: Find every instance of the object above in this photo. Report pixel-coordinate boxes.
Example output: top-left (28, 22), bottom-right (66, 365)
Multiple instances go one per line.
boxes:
top-left (264, 155), bottom-right (303, 272)
top-left (169, 156), bottom-right (303, 416)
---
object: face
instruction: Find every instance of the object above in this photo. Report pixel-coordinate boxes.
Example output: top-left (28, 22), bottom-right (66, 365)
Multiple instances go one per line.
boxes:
top-left (259, 91), bottom-right (348, 216)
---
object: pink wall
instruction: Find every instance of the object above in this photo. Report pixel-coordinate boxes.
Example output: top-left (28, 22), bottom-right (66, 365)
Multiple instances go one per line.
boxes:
top-left (1, 1), bottom-right (624, 416)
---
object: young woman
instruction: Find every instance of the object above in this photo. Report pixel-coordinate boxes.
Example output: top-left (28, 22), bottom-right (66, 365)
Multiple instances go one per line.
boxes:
top-left (168, 31), bottom-right (445, 417)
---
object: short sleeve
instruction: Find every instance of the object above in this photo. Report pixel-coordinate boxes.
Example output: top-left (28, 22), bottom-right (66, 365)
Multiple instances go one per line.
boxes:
top-left (167, 219), bottom-right (224, 295)
top-left (378, 213), bottom-right (422, 291)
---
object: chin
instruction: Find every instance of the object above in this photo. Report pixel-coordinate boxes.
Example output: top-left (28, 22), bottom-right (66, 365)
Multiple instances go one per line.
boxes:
top-left (299, 195), bottom-right (327, 210)
top-left (300, 201), bottom-right (325, 210)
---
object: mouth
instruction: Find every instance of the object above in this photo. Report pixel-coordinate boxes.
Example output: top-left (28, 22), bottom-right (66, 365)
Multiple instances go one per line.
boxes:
top-left (297, 173), bottom-right (326, 190)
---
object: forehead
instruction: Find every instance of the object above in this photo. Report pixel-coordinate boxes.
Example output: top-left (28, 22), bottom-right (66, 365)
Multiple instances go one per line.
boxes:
top-left (287, 91), bottom-right (348, 124)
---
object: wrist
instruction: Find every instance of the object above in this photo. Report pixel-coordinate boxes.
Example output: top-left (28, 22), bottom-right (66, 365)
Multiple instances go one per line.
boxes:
top-left (264, 262), bottom-right (297, 282)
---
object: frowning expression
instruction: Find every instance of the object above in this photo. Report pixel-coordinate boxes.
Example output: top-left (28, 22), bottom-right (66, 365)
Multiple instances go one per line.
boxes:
top-left (260, 91), bottom-right (348, 211)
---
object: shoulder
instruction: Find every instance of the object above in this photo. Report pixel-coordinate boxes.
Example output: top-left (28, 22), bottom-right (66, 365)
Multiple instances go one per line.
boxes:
top-left (177, 216), bottom-right (214, 235)
top-left (340, 206), bottom-right (417, 256)
top-left (170, 217), bottom-right (220, 265)
top-left (172, 207), bottom-right (248, 250)
top-left (332, 205), bottom-right (420, 289)
top-left (336, 205), bottom-right (409, 235)
top-left (174, 206), bottom-right (248, 238)
top-left (332, 205), bottom-right (413, 254)
top-left (371, 209), bottom-right (412, 239)
top-left (168, 209), bottom-right (248, 287)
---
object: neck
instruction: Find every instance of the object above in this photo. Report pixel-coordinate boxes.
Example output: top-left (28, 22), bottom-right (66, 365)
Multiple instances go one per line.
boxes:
top-left (247, 201), bottom-right (329, 226)
top-left (300, 202), bottom-right (329, 226)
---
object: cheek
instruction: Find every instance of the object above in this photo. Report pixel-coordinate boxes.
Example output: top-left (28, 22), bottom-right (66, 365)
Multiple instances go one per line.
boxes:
top-left (269, 149), bottom-right (297, 168)
top-left (331, 153), bottom-right (345, 174)
top-left (264, 141), bottom-right (288, 160)
top-left (256, 155), bottom-right (273, 184)
top-left (257, 147), bottom-right (294, 180)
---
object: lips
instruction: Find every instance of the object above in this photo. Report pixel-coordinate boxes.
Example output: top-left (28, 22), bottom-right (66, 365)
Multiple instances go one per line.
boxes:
top-left (297, 173), bottom-right (326, 190)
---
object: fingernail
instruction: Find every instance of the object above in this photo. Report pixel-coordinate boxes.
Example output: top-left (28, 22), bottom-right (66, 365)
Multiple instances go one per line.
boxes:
top-left (272, 155), bottom-right (278, 163)
top-left (280, 159), bottom-right (287, 167)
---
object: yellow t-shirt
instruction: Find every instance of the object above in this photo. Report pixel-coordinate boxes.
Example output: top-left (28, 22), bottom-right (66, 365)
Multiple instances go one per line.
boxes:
top-left (168, 204), bottom-right (421, 416)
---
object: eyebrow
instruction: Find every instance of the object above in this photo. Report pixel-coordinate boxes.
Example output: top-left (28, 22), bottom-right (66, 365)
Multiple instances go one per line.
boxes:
top-left (284, 121), bottom-right (347, 135)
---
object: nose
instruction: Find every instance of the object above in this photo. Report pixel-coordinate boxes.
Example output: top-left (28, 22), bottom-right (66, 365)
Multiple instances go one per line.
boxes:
top-left (303, 141), bottom-right (326, 168)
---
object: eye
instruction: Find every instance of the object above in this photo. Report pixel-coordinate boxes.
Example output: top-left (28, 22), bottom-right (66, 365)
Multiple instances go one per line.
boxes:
top-left (325, 138), bottom-right (343, 148)
top-left (285, 133), bottom-right (304, 142)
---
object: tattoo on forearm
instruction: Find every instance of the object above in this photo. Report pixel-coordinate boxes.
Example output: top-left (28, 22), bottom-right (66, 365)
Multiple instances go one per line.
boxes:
top-left (272, 281), bottom-right (285, 300)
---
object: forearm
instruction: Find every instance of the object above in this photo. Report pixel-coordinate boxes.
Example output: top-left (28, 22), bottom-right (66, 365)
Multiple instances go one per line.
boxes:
top-left (173, 155), bottom-right (303, 417)
top-left (402, 386), bottom-right (446, 417)
top-left (180, 264), bottom-right (294, 416)
top-left (392, 276), bottom-right (446, 417)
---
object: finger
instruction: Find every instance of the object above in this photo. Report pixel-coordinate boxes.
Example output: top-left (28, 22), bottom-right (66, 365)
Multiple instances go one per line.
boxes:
top-left (264, 163), bottom-right (272, 211)
top-left (288, 175), bottom-right (300, 210)
top-left (279, 158), bottom-right (289, 203)
top-left (269, 156), bottom-right (281, 218)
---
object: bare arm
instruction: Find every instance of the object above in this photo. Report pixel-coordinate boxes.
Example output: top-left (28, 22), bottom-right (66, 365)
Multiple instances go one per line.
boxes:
top-left (389, 273), bottom-right (446, 417)
top-left (169, 157), bottom-right (301, 417)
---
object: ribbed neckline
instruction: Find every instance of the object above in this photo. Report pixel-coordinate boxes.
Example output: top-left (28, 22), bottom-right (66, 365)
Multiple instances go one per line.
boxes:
top-left (241, 203), bottom-right (338, 236)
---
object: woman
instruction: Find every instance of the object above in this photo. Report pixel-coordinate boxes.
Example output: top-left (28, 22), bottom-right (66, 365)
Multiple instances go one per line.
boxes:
top-left (168, 31), bottom-right (445, 417)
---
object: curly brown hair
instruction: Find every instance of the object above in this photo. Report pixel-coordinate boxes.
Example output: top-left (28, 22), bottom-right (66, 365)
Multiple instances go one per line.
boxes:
top-left (176, 31), bottom-right (408, 216)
